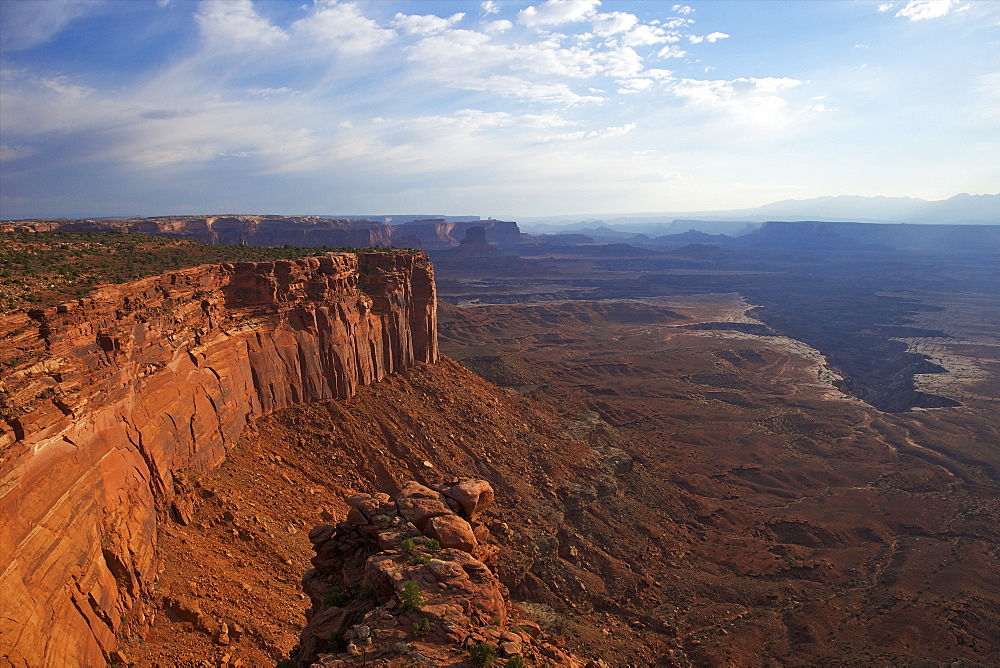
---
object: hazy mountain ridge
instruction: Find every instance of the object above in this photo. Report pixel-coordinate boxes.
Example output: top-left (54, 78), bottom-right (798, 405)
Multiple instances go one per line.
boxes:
top-left (518, 193), bottom-right (999, 235)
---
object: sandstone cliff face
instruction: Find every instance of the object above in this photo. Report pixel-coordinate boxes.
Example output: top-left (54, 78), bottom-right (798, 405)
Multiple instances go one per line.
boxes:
top-left (0, 253), bottom-right (436, 667)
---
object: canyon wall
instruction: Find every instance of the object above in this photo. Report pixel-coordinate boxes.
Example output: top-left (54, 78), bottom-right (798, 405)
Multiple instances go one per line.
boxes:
top-left (0, 252), bottom-right (436, 667)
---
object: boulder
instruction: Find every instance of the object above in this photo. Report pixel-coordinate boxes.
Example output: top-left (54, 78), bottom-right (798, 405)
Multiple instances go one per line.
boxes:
top-left (425, 515), bottom-right (478, 553)
top-left (438, 479), bottom-right (494, 522)
top-left (395, 481), bottom-right (451, 531)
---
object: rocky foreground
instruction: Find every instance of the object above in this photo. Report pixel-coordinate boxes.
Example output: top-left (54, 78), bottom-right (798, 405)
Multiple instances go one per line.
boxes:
top-left (294, 479), bottom-right (581, 667)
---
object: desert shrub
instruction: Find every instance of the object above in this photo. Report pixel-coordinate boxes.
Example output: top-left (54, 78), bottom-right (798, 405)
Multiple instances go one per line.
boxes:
top-left (400, 580), bottom-right (424, 611)
top-left (506, 658), bottom-right (526, 668)
top-left (410, 617), bottom-right (431, 637)
top-left (322, 586), bottom-right (350, 607)
top-left (400, 538), bottom-right (416, 554)
top-left (326, 626), bottom-right (349, 652)
top-left (411, 555), bottom-right (431, 565)
top-left (423, 538), bottom-right (441, 553)
top-left (469, 643), bottom-right (497, 666)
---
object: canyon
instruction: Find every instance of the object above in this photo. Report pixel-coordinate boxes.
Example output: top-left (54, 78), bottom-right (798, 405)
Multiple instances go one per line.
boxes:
top-left (2, 219), bottom-right (999, 666)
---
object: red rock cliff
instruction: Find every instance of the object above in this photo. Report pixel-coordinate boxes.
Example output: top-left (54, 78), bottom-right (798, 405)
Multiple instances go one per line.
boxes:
top-left (0, 252), bottom-right (436, 667)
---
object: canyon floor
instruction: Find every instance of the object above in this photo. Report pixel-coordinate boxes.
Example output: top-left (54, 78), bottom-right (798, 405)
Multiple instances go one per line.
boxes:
top-left (129, 288), bottom-right (999, 666)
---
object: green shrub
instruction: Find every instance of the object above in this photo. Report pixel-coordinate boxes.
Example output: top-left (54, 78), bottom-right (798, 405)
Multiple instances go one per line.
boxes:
top-left (400, 580), bottom-right (424, 611)
top-left (410, 617), bottom-right (432, 637)
top-left (411, 555), bottom-right (431, 565)
top-left (469, 643), bottom-right (497, 666)
top-left (322, 586), bottom-right (350, 608)
top-left (400, 538), bottom-right (416, 554)
top-left (506, 658), bottom-right (526, 668)
top-left (423, 538), bottom-right (441, 553)
top-left (326, 626), bottom-right (348, 652)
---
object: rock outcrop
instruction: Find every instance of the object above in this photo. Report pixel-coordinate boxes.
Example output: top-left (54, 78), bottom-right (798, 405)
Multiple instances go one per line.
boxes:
top-left (0, 252), bottom-right (436, 667)
top-left (295, 480), bottom-right (582, 667)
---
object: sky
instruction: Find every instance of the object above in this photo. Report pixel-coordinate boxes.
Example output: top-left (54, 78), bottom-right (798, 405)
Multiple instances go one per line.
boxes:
top-left (0, 0), bottom-right (998, 219)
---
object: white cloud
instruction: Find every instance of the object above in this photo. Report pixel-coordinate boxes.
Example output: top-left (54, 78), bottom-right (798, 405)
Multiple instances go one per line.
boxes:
top-left (292, 1), bottom-right (394, 54)
top-left (404, 26), bottom-right (633, 102)
top-left (596, 46), bottom-right (644, 78)
top-left (195, 0), bottom-right (289, 49)
top-left (518, 0), bottom-right (601, 26)
top-left (481, 1), bottom-right (500, 15)
top-left (672, 5), bottom-right (695, 15)
top-left (670, 76), bottom-right (805, 126)
top-left (392, 12), bottom-right (465, 36)
top-left (622, 24), bottom-right (678, 47)
top-left (658, 45), bottom-right (687, 59)
top-left (591, 11), bottom-right (638, 36)
top-left (463, 75), bottom-right (605, 104)
top-left (37, 75), bottom-right (94, 98)
top-left (878, 3), bottom-right (895, 12)
top-left (0, 0), bottom-right (102, 51)
top-left (414, 109), bottom-right (574, 133)
top-left (689, 32), bottom-right (729, 44)
top-left (895, 0), bottom-right (960, 20)
top-left (245, 87), bottom-right (298, 97)
top-left (538, 122), bottom-right (636, 143)
top-left (618, 78), bottom-right (654, 94)
top-left (484, 19), bottom-right (513, 33)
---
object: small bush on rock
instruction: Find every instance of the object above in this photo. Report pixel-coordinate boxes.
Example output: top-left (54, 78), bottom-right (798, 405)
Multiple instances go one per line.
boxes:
top-left (410, 618), bottom-right (432, 637)
top-left (469, 643), bottom-right (497, 666)
top-left (400, 580), bottom-right (424, 611)
top-left (400, 538), bottom-right (416, 554)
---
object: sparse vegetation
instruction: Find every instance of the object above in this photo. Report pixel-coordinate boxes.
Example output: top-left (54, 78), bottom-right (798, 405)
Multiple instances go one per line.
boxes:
top-left (469, 643), bottom-right (497, 666)
top-left (423, 538), bottom-right (441, 553)
top-left (410, 617), bottom-right (431, 637)
top-left (322, 586), bottom-right (350, 608)
top-left (411, 555), bottom-right (431, 565)
top-left (325, 626), bottom-right (349, 653)
top-left (400, 538), bottom-right (416, 554)
top-left (506, 658), bottom-right (526, 668)
top-left (0, 230), bottom-right (415, 313)
top-left (400, 580), bottom-right (424, 611)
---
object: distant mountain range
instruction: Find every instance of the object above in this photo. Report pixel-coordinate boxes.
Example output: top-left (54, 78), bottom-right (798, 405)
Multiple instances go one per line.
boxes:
top-left (518, 193), bottom-right (999, 235)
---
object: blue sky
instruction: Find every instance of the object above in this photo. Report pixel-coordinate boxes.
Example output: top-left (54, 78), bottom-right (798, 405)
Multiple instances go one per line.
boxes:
top-left (1, 0), bottom-right (997, 219)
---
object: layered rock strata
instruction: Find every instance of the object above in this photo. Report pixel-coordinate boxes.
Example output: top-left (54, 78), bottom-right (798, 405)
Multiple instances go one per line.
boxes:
top-left (295, 479), bottom-right (582, 667)
top-left (0, 252), bottom-right (436, 667)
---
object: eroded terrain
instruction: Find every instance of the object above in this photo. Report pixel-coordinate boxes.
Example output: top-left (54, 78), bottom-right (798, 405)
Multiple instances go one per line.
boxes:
top-left (132, 293), bottom-right (999, 666)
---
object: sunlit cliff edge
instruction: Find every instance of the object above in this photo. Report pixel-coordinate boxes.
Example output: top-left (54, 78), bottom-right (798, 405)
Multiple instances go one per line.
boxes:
top-left (0, 253), bottom-right (436, 666)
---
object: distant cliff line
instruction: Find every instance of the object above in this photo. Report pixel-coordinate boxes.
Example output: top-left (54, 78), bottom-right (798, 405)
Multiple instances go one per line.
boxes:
top-left (2, 215), bottom-right (524, 250)
top-left (0, 252), bottom-right (436, 666)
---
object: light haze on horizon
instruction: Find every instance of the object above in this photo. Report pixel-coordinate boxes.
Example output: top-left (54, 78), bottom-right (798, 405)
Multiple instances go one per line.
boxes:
top-left (1, 0), bottom-right (998, 220)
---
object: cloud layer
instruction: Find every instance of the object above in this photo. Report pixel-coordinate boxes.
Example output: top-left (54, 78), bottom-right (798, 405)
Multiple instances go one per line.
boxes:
top-left (1, 0), bottom-right (997, 217)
